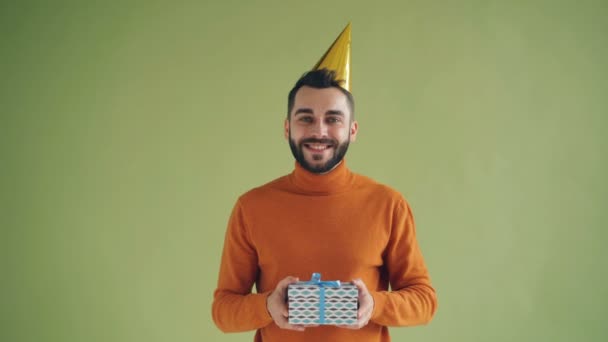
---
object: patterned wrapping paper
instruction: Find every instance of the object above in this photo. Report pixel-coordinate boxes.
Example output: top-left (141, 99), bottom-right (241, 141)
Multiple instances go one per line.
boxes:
top-left (287, 273), bottom-right (358, 325)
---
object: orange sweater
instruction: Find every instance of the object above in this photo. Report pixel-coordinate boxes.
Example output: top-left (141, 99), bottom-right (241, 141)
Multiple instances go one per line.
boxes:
top-left (212, 161), bottom-right (437, 341)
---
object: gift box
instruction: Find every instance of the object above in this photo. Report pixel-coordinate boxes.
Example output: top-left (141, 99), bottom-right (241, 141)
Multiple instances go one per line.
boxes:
top-left (288, 273), bottom-right (358, 325)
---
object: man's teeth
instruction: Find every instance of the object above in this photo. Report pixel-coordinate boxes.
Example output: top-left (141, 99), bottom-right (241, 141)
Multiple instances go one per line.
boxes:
top-left (308, 144), bottom-right (330, 150)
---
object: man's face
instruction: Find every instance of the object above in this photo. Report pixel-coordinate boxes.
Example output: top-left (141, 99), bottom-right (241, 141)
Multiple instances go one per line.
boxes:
top-left (285, 86), bottom-right (358, 174)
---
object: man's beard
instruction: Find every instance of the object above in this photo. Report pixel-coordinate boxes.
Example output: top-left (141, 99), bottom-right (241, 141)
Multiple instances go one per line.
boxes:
top-left (288, 134), bottom-right (350, 174)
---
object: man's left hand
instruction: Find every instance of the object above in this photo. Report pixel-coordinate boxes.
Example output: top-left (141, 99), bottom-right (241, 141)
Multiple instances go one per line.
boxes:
top-left (337, 278), bottom-right (374, 330)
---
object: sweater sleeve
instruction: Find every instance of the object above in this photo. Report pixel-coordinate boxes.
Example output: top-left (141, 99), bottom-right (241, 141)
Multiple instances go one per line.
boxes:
top-left (369, 200), bottom-right (438, 326)
top-left (211, 199), bottom-right (273, 332)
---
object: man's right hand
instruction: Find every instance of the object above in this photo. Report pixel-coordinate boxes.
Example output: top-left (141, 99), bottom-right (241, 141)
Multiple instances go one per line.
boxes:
top-left (266, 276), bottom-right (308, 332)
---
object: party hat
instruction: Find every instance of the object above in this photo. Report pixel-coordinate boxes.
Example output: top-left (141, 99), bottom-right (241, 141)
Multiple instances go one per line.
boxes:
top-left (312, 23), bottom-right (352, 92)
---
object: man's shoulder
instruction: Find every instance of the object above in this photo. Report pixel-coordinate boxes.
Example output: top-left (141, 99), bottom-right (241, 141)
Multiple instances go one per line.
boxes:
top-left (352, 172), bottom-right (409, 205)
top-left (237, 173), bottom-right (291, 203)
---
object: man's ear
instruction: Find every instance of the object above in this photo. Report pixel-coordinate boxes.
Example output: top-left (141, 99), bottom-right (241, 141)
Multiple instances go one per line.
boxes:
top-left (350, 120), bottom-right (359, 142)
top-left (284, 118), bottom-right (289, 140)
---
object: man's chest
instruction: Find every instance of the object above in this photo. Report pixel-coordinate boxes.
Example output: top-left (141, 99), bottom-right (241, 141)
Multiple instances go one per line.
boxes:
top-left (248, 196), bottom-right (392, 273)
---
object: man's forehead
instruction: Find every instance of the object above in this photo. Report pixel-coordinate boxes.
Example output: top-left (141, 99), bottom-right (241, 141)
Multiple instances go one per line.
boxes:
top-left (293, 86), bottom-right (349, 111)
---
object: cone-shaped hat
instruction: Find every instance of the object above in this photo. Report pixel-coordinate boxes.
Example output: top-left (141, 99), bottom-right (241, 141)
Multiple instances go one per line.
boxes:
top-left (312, 23), bottom-right (352, 92)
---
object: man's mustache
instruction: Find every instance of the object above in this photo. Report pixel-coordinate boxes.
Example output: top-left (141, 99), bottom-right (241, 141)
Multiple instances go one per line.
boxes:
top-left (299, 138), bottom-right (337, 145)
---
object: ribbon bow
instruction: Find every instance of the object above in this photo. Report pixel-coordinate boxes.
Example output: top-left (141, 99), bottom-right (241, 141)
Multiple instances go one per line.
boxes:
top-left (303, 273), bottom-right (341, 287)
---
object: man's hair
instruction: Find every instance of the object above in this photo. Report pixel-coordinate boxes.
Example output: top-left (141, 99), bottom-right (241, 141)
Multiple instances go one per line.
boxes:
top-left (287, 68), bottom-right (355, 120)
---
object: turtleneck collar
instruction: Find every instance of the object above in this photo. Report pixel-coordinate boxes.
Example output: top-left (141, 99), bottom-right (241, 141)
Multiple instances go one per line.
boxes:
top-left (288, 159), bottom-right (355, 195)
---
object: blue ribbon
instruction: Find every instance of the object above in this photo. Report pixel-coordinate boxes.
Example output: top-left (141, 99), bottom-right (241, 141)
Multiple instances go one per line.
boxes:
top-left (302, 273), bottom-right (340, 324)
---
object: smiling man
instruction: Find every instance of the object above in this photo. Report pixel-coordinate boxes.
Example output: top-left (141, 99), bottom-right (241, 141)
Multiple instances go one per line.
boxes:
top-left (212, 24), bottom-right (437, 342)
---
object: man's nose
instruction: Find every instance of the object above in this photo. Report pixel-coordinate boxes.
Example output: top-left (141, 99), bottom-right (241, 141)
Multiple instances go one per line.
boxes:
top-left (310, 120), bottom-right (328, 137)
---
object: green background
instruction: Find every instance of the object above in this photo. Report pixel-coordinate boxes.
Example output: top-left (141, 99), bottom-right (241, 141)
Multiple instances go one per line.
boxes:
top-left (2, 1), bottom-right (607, 341)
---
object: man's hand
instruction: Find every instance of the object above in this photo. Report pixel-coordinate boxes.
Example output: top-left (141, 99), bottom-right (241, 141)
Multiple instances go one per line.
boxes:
top-left (338, 278), bottom-right (375, 330)
top-left (267, 276), bottom-right (308, 332)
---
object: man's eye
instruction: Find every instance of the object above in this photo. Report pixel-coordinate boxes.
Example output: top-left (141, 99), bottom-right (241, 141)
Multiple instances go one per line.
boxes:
top-left (299, 117), bottom-right (313, 123)
top-left (327, 117), bottom-right (341, 123)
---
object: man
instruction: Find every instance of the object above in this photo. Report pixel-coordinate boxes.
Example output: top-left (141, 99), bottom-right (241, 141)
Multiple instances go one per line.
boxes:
top-left (212, 24), bottom-right (437, 342)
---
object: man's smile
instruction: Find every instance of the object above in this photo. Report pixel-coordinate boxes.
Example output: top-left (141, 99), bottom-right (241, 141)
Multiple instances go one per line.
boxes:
top-left (304, 143), bottom-right (334, 152)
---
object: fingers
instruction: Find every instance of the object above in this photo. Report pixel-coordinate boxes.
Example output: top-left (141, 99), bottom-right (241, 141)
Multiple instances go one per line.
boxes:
top-left (276, 276), bottom-right (300, 297)
top-left (352, 279), bottom-right (370, 299)
top-left (358, 303), bottom-right (373, 320)
top-left (269, 276), bottom-right (305, 331)
top-left (278, 276), bottom-right (299, 317)
top-left (277, 276), bottom-right (300, 289)
top-left (353, 278), bottom-right (374, 318)
top-left (358, 297), bottom-right (373, 319)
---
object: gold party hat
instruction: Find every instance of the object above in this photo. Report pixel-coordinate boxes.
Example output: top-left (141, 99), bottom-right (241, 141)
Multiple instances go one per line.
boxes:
top-left (312, 23), bottom-right (352, 92)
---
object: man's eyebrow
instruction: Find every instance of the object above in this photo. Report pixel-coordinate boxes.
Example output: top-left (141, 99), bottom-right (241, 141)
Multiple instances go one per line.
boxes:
top-left (294, 108), bottom-right (314, 115)
top-left (326, 110), bottom-right (344, 116)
